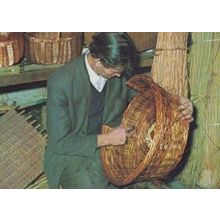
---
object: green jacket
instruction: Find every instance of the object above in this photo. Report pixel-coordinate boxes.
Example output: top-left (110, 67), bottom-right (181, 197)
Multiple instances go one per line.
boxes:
top-left (44, 55), bottom-right (137, 188)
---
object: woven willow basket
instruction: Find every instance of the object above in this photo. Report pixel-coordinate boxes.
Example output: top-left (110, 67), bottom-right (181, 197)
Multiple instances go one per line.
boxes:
top-left (25, 32), bottom-right (83, 64)
top-left (100, 75), bottom-right (189, 186)
top-left (0, 33), bottom-right (24, 67)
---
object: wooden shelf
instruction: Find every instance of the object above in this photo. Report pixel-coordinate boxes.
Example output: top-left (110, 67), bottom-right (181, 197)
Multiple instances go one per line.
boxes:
top-left (0, 50), bottom-right (154, 88)
top-left (0, 69), bottom-right (53, 87)
top-left (0, 64), bottom-right (63, 88)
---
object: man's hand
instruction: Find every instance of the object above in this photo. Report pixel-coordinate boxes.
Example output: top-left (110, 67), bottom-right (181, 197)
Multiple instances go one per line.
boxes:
top-left (97, 126), bottom-right (134, 148)
top-left (178, 96), bottom-right (194, 123)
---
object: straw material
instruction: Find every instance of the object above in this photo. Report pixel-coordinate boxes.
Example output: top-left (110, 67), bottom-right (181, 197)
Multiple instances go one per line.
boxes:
top-left (0, 108), bottom-right (46, 188)
top-left (100, 75), bottom-right (189, 186)
top-left (0, 33), bottom-right (24, 67)
top-left (151, 32), bottom-right (189, 97)
top-left (26, 173), bottom-right (48, 189)
top-left (25, 32), bottom-right (83, 64)
top-left (177, 32), bottom-right (220, 188)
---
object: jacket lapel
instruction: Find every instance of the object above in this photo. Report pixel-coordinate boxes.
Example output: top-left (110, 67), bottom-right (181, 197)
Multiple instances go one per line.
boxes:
top-left (103, 76), bottom-right (127, 126)
top-left (71, 56), bottom-right (91, 134)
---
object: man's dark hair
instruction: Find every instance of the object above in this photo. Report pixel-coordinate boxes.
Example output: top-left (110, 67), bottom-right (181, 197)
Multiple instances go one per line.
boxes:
top-left (89, 32), bottom-right (137, 78)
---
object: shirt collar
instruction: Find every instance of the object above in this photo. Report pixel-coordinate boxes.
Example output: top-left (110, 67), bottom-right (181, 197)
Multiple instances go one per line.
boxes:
top-left (85, 51), bottom-right (107, 93)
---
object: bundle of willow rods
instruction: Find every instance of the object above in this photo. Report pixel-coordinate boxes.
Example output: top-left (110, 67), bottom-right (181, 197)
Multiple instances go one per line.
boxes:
top-left (177, 32), bottom-right (220, 188)
top-left (151, 32), bottom-right (189, 98)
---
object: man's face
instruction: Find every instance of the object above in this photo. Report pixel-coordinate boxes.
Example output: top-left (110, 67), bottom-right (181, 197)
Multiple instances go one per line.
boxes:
top-left (96, 62), bottom-right (125, 79)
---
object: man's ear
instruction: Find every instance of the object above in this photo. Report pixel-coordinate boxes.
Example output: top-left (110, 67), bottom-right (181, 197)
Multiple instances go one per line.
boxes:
top-left (95, 59), bottom-right (102, 67)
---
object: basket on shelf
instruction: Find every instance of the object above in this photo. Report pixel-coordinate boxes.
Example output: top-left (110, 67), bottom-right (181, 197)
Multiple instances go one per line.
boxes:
top-left (100, 74), bottom-right (189, 186)
top-left (25, 32), bottom-right (83, 64)
top-left (0, 32), bottom-right (24, 67)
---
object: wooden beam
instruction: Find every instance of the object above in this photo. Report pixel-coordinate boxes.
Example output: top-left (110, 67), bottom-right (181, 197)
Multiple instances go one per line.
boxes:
top-left (0, 69), bottom-right (54, 87)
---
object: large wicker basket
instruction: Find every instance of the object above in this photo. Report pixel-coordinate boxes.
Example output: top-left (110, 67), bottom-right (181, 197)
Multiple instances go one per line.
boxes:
top-left (0, 32), bottom-right (24, 67)
top-left (100, 75), bottom-right (189, 186)
top-left (25, 32), bottom-right (83, 64)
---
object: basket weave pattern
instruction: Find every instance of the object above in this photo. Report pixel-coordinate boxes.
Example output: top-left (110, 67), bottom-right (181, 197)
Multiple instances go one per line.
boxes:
top-left (0, 108), bottom-right (46, 188)
top-left (100, 75), bottom-right (189, 186)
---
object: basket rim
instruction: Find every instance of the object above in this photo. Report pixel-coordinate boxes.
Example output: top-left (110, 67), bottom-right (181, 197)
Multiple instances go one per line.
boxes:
top-left (27, 36), bottom-right (74, 43)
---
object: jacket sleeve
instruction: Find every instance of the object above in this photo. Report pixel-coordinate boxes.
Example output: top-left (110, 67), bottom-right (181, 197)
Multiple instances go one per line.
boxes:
top-left (127, 87), bottom-right (138, 103)
top-left (46, 72), bottom-right (97, 157)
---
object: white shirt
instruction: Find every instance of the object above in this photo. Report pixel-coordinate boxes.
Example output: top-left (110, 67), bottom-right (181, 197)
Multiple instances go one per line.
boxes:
top-left (84, 52), bottom-right (107, 93)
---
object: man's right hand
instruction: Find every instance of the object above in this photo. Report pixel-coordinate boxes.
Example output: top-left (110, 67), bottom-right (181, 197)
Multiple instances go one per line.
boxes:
top-left (97, 126), bottom-right (134, 148)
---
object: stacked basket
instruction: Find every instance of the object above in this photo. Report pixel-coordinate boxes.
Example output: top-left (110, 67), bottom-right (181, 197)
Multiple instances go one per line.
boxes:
top-left (0, 32), bottom-right (24, 67)
top-left (25, 32), bottom-right (83, 64)
top-left (100, 75), bottom-right (189, 186)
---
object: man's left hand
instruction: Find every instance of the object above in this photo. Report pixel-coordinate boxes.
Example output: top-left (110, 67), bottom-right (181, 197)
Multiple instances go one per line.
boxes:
top-left (178, 96), bottom-right (194, 123)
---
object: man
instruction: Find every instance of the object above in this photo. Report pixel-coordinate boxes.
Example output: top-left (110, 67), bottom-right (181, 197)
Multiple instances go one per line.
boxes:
top-left (44, 32), bottom-right (193, 189)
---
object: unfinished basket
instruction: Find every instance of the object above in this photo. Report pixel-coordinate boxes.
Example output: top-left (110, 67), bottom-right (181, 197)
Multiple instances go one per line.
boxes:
top-left (100, 74), bottom-right (189, 186)
top-left (25, 32), bottom-right (83, 64)
top-left (0, 108), bottom-right (47, 188)
top-left (0, 32), bottom-right (24, 67)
